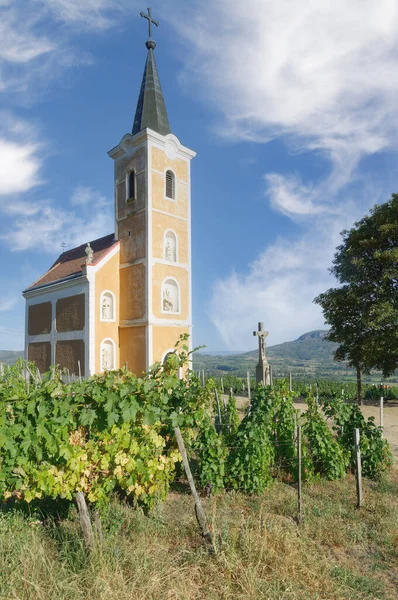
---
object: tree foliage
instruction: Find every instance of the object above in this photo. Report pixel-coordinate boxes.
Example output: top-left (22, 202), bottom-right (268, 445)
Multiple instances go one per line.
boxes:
top-left (315, 194), bottom-right (398, 390)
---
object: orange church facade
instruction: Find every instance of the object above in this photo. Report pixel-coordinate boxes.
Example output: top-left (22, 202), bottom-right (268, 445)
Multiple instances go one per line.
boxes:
top-left (23, 27), bottom-right (195, 378)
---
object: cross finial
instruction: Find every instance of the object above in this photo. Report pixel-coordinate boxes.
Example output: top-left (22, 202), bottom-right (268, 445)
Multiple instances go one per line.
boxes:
top-left (140, 7), bottom-right (159, 50)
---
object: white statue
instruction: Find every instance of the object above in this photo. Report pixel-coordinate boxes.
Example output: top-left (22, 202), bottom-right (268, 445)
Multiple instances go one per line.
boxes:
top-left (101, 344), bottom-right (112, 370)
top-left (102, 295), bottom-right (112, 320)
top-left (85, 242), bottom-right (93, 265)
top-left (165, 240), bottom-right (173, 261)
top-left (163, 287), bottom-right (174, 311)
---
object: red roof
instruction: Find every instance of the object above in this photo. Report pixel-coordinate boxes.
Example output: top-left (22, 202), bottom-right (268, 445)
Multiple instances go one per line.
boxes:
top-left (25, 233), bottom-right (119, 291)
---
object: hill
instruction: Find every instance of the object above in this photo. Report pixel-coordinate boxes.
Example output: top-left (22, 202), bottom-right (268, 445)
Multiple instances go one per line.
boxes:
top-left (193, 330), bottom-right (359, 380)
top-left (0, 350), bottom-right (24, 366)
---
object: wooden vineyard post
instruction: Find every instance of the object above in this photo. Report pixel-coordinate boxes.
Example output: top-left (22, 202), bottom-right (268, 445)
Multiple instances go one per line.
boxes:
top-left (78, 360), bottom-right (82, 383)
top-left (289, 372), bottom-right (292, 393)
top-left (380, 396), bottom-right (384, 436)
top-left (293, 413), bottom-right (297, 444)
top-left (75, 492), bottom-right (94, 551)
top-left (221, 377), bottom-right (224, 394)
top-left (247, 371), bottom-right (251, 401)
top-left (202, 369), bottom-right (205, 387)
top-left (354, 428), bottom-right (363, 508)
top-left (297, 425), bottom-right (303, 524)
top-left (174, 426), bottom-right (214, 549)
top-left (214, 389), bottom-right (222, 432)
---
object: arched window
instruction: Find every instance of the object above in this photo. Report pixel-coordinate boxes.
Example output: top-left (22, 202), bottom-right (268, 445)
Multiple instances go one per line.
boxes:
top-left (162, 350), bottom-right (182, 378)
top-left (100, 338), bottom-right (116, 371)
top-left (165, 170), bottom-right (175, 200)
top-left (100, 291), bottom-right (115, 322)
top-left (127, 169), bottom-right (136, 201)
top-left (162, 278), bottom-right (180, 313)
top-left (164, 230), bottom-right (177, 262)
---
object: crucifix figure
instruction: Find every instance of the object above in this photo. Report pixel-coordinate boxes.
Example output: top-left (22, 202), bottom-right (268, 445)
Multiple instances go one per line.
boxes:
top-left (140, 7), bottom-right (159, 49)
top-left (253, 322), bottom-right (271, 385)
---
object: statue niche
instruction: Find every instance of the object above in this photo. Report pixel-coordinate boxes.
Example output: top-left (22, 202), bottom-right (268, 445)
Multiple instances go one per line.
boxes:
top-left (162, 279), bottom-right (179, 313)
top-left (100, 292), bottom-right (114, 321)
top-left (101, 339), bottom-right (115, 371)
top-left (164, 231), bottom-right (177, 262)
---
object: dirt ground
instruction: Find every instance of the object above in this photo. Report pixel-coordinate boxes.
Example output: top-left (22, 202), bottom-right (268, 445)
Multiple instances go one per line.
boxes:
top-left (234, 395), bottom-right (398, 459)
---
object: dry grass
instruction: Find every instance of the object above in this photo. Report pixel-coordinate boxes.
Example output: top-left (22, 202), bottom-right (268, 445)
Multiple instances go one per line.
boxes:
top-left (1, 470), bottom-right (398, 600)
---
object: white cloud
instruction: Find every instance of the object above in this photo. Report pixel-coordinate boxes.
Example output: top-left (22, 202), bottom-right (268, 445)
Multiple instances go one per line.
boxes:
top-left (0, 139), bottom-right (42, 196)
top-left (71, 185), bottom-right (107, 207)
top-left (35, 0), bottom-right (134, 29)
top-left (0, 296), bottom-right (17, 312)
top-left (0, 6), bottom-right (53, 64)
top-left (169, 0), bottom-right (398, 347)
top-left (172, 0), bottom-right (398, 194)
top-left (1, 200), bottom-right (112, 252)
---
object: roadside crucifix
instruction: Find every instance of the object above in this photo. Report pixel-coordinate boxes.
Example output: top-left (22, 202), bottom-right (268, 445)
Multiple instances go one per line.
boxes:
top-left (253, 322), bottom-right (271, 385)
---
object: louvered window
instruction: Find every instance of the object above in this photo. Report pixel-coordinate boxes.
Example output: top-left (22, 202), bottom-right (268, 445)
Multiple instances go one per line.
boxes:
top-left (165, 170), bottom-right (175, 199)
top-left (128, 170), bottom-right (136, 200)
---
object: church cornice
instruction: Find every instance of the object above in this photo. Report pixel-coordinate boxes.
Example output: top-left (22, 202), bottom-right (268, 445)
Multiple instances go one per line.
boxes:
top-left (108, 129), bottom-right (196, 162)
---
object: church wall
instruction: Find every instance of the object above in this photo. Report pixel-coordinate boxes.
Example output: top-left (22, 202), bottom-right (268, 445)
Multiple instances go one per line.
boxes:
top-left (151, 172), bottom-right (188, 218)
top-left (28, 342), bottom-right (51, 373)
top-left (151, 147), bottom-right (188, 181)
top-left (152, 263), bottom-right (189, 320)
top-left (119, 264), bottom-right (146, 321)
top-left (116, 148), bottom-right (146, 221)
top-left (28, 302), bottom-right (52, 335)
top-left (152, 325), bottom-right (189, 364)
top-left (118, 212), bottom-right (146, 263)
top-left (56, 294), bottom-right (85, 332)
top-left (95, 252), bottom-right (120, 373)
top-left (119, 325), bottom-right (146, 375)
top-left (152, 212), bottom-right (188, 263)
top-left (55, 340), bottom-right (85, 376)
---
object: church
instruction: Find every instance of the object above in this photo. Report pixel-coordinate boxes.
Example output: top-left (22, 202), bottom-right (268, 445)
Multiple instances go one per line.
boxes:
top-left (22, 10), bottom-right (195, 378)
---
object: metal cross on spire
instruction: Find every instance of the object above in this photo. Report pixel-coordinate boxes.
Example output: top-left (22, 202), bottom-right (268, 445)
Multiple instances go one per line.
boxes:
top-left (140, 7), bottom-right (159, 49)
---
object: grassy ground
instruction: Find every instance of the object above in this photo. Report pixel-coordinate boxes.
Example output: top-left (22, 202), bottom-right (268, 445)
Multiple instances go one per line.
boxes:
top-left (1, 469), bottom-right (398, 600)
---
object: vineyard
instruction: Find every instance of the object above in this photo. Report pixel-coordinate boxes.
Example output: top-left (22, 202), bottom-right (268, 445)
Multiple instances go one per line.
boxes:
top-left (0, 338), bottom-right (392, 512)
top-left (0, 339), bottom-right (397, 598)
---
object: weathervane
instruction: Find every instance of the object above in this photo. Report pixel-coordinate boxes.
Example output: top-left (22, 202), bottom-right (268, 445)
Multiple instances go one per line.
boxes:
top-left (140, 7), bottom-right (159, 49)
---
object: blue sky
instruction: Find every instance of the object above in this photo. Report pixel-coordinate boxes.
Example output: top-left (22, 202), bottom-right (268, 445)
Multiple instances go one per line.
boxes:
top-left (0, 0), bottom-right (397, 353)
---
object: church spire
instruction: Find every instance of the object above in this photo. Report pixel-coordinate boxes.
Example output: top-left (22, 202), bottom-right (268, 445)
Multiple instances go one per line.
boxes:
top-left (132, 8), bottom-right (171, 137)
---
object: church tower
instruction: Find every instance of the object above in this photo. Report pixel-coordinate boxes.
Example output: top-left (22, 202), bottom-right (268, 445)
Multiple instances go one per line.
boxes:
top-left (108, 9), bottom-right (195, 373)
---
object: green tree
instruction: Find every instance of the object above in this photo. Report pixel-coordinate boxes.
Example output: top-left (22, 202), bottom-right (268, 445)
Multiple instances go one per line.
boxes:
top-left (315, 194), bottom-right (398, 404)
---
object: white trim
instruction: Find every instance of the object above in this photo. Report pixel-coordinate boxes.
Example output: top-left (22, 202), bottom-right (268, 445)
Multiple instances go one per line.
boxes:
top-left (187, 149), bottom-right (193, 353)
top-left (86, 268), bottom-right (96, 377)
top-left (23, 275), bottom-right (86, 299)
top-left (152, 259), bottom-right (188, 270)
top-left (99, 289), bottom-right (116, 322)
top-left (91, 243), bottom-right (120, 274)
top-left (99, 337), bottom-right (116, 371)
top-left (120, 318), bottom-right (191, 327)
top-left (161, 276), bottom-right (181, 315)
top-left (108, 130), bottom-right (196, 162)
top-left (164, 167), bottom-right (177, 202)
top-left (163, 228), bottom-right (178, 263)
top-left (161, 347), bottom-right (176, 363)
top-left (152, 208), bottom-right (187, 222)
top-left (147, 138), bottom-right (152, 369)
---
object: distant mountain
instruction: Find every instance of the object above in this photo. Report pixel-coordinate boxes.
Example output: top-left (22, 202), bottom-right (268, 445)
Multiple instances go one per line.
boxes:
top-left (192, 330), bottom-right (357, 380)
top-left (0, 350), bottom-right (24, 366)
